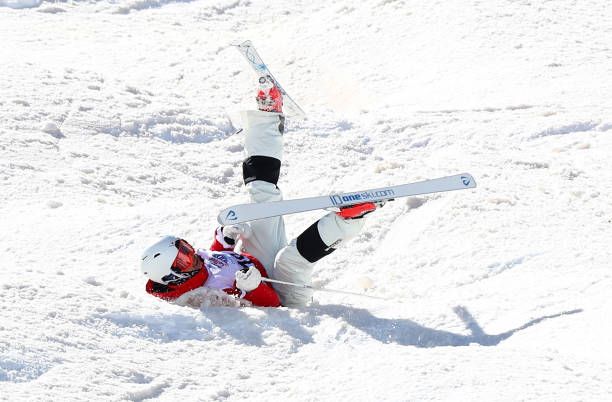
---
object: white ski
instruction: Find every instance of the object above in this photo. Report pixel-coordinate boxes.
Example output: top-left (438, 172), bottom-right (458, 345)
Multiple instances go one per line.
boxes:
top-left (232, 40), bottom-right (306, 118)
top-left (218, 173), bottom-right (476, 225)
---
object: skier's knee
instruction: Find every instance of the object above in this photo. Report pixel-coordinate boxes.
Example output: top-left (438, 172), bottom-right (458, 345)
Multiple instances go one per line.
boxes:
top-left (296, 212), bottom-right (365, 263)
top-left (243, 155), bottom-right (281, 185)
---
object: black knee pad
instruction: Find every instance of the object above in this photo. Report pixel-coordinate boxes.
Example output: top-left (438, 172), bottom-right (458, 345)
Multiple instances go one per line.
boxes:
top-left (242, 156), bottom-right (281, 185)
top-left (296, 220), bottom-right (336, 263)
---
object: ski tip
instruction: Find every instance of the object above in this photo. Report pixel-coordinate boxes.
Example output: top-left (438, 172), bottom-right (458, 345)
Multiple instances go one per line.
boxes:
top-left (458, 173), bottom-right (477, 188)
top-left (218, 207), bottom-right (242, 225)
top-left (230, 39), bottom-right (251, 48)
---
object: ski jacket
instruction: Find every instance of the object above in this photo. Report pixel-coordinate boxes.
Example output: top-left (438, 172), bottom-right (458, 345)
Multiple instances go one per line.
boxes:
top-left (145, 229), bottom-right (281, 307)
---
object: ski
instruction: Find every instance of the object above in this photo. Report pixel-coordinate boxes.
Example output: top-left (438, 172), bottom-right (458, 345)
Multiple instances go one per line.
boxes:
top-left (218, 173), bottom-right (476, 225)
top-left (232, 40), bottom-right (306, 117)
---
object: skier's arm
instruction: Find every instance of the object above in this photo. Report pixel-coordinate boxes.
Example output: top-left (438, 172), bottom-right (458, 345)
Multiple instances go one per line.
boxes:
top-left (242, 281), bottom-right (281, 307)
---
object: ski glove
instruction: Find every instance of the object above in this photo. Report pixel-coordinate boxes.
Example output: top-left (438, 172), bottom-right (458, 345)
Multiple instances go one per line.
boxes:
top-left (235, 266), bottom-right (262, 292)
top-left (222, 224), bottom-right (252, 244)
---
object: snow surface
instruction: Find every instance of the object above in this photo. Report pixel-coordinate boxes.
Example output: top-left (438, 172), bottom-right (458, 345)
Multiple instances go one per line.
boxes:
top-left (1, 0), bottom-right (612, 400)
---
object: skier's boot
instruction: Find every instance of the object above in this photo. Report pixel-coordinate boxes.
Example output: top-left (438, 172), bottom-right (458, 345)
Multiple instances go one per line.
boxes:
top-left (336, 201), bottom-right (385, 219)
top-left (256, 76), bottom-right (283, 113)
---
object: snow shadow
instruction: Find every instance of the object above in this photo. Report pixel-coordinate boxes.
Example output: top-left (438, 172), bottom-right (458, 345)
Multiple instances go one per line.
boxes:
top-left (64, 111), bottom-right (236, 144)
top-left (190, 304), bottom-right (583, 349)
top-left (97, 311), bottom-right (216, 342)
top-left (315, 305), bottom-right (583, 348)
top-left (0, 357), bottom-right (53, 383)
top-left (205, 308), bottom-right (315, 347)
top-left (99, 308), bottom-right (314, 346)
top-left (101, 305), bottom-right (581, 349)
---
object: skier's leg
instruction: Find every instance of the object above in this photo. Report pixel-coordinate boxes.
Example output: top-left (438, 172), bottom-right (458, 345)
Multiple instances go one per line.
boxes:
top-left (236, 110), bottom-right (288, 272)
top-left (273, 212), bottom-right (366, 307)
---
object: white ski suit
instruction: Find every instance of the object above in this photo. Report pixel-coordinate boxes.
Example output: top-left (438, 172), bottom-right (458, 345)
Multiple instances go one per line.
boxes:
top-left (235, 110), bottom-right (365, 307)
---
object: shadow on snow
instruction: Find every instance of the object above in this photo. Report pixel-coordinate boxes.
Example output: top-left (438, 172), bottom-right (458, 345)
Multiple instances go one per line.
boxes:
top-left (313, 305), bottom-right (583, 347)
top-left (103, 304), bottom-right (582, 348)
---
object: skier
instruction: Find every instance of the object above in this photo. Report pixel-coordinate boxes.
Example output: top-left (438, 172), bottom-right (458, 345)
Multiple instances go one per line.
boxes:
top-left (140, 79), bottom-right (381, 307)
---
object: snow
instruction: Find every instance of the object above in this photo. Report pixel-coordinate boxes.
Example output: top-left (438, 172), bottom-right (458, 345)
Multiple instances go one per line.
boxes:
top-left (1, 0), bottom-right (612, 400)
top-left (0, 0), bottom-right (41, 9)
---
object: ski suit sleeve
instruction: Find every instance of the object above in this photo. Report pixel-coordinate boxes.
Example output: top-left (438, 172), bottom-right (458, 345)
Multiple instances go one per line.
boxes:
top-left (210, 227), bottom-right (235, 252)
top-left (241, 281), bottom-right (282, 307)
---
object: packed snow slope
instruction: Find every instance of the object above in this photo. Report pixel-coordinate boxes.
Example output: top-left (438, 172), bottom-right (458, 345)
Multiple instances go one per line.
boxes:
top-left (1, 0), bottom-right (611, 400)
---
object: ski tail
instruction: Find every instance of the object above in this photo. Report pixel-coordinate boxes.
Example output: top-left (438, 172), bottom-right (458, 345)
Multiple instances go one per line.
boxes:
top-left (232, 40), bottom-right (306, 118)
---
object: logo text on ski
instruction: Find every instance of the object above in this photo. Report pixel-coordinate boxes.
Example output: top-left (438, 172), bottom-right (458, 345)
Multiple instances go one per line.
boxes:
top-left (329, 189), bottom-right (395, 206)
top-left (217, 173), bottom-right (476, 224)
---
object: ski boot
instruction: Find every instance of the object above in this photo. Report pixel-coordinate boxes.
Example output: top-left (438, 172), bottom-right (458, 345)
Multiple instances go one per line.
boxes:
top-left (336, 201), bottom-right (385, 219)
top-left (256, 76), bottom-right (283, 113)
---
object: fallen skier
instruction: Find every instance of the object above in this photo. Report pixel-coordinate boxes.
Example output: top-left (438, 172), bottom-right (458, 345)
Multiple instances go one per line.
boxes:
top-left (140, 78), bottom-right (380, 307)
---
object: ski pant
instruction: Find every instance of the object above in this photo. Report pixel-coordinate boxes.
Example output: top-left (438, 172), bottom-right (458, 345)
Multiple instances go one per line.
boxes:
top-left (236, 110), bottom-right (365, 307)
